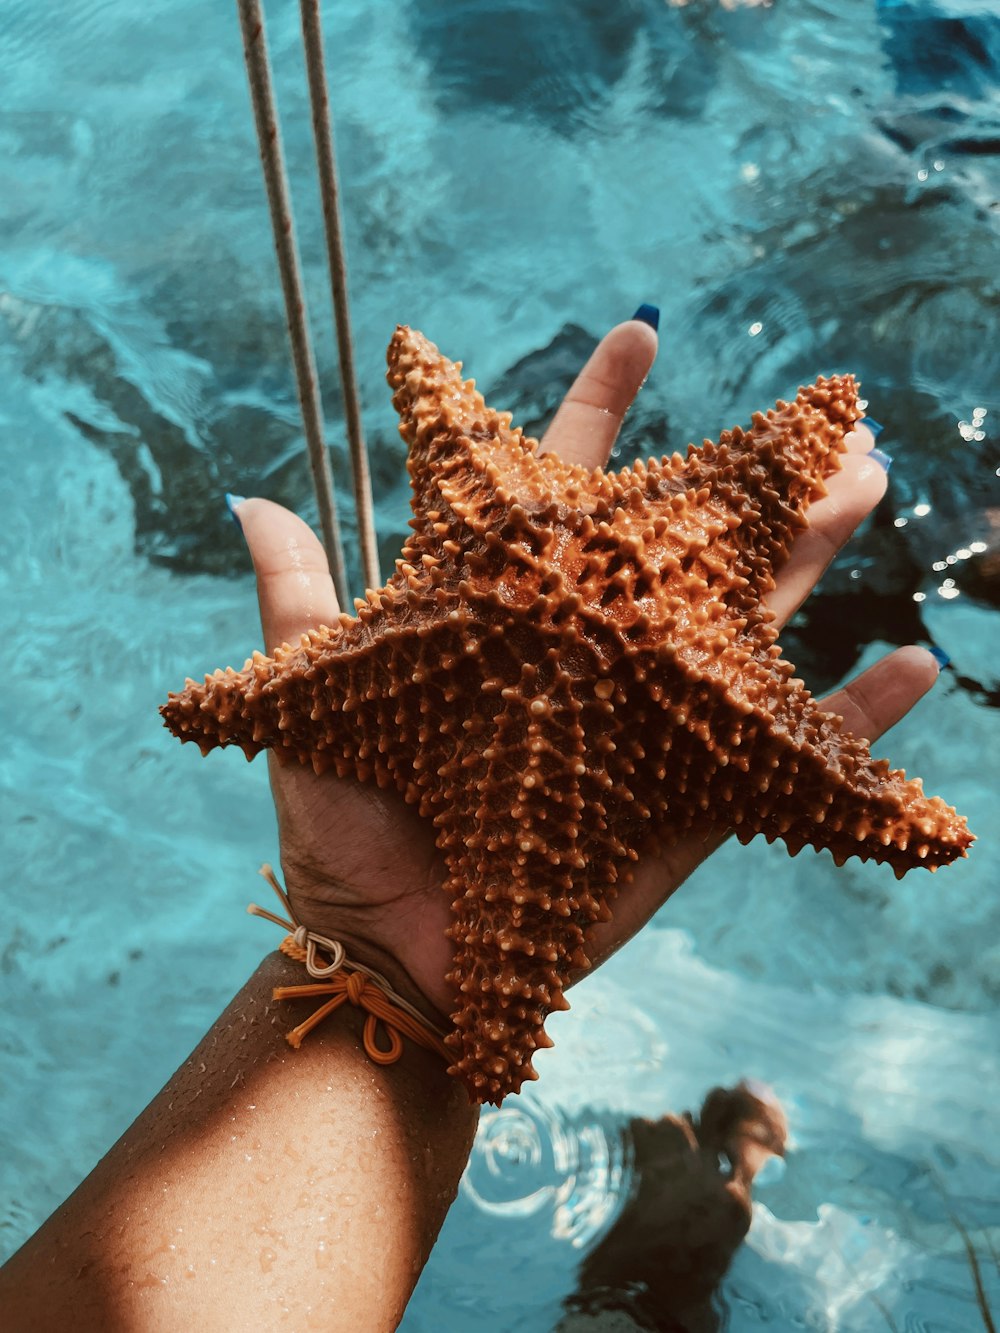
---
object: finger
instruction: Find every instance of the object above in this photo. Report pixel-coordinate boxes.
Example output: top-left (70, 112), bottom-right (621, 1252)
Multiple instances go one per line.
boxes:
top-left (844, 419), bottom-right (879, 455)
top-left (766, 449), bottom-right (889, 627)
top-left (233, 497), bottom-right (340, 654)
top-left (539, 317), bottom-right (658, 468)
top-left (820, 644), bottom-right (942, 743)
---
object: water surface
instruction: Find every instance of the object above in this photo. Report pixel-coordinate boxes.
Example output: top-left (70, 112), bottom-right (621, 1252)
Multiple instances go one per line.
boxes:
top-left (1, 0), bottom-right (998, 1326)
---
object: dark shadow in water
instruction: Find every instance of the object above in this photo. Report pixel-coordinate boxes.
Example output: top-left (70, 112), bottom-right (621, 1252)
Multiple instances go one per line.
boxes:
top-left (556, 1081), bottom-right (787, 1333)
top-left (404, 0), bottom-right (723, 137)
top-left (877, 0), bottom-right (1000, 102)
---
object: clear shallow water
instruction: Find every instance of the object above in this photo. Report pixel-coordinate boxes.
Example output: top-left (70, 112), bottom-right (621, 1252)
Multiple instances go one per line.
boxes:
top-left (1, 0), bottom-right (998, 1327)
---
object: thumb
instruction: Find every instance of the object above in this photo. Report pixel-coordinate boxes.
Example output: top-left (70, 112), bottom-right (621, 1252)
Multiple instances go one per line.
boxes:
top-left (230, 496), bottom-right (341, 655)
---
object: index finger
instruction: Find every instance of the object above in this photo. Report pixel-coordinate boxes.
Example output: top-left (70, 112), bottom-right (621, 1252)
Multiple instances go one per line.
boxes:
top-left (232, 496), bottom-right (340, 654)
top-left (539, 315), bottom-right (659, 467)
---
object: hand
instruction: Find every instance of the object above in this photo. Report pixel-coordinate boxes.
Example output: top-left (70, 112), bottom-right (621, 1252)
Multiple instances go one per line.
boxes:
top-left (233, 319), bottom-right (942, 1021)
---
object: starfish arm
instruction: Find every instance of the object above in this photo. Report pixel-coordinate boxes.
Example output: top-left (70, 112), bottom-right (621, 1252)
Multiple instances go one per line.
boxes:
top-left (386, 327), bottom-right (629, 571)
top-left (441, 693), bottom-right (624, 1104)
top-left (387, 327), bottom-right (557, 560)
top-left (695, 644), bottom-right (974, 873)
top-left (692, 376), bottom-right (862, 586)
top-left (613, 376), bottom-right (863, 607)
top-left (160, 646), bottom-right (307, 764)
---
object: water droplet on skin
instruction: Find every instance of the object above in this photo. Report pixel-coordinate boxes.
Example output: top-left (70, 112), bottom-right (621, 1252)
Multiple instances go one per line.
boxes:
top-left (259, 1247), bottom-right (276, 1274)
top-left (315, 1239), bottom-right (332, 1270)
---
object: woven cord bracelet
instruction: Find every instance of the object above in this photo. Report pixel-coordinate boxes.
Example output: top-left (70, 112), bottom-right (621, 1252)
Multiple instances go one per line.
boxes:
top-left (248, 864), bottom-right (451, 1066)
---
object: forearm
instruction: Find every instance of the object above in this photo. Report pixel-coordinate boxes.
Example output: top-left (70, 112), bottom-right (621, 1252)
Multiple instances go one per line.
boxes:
top-left (0, 951), bottom-right (479, 1332)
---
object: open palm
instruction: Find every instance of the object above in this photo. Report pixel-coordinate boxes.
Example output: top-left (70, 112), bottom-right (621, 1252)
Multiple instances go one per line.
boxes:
top-left (236, 317), bottom-right (941, 1023)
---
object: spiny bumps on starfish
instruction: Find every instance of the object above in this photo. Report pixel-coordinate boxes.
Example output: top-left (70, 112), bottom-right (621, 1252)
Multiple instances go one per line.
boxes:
top-left (162, 326), bottom-right (972, 1104)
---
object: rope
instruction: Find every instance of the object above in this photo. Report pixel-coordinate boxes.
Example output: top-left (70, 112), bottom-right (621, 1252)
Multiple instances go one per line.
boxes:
top-left (235, 0), bottom-right (349, 605)
top-left (248, 864), bottom-right (451, 1066)
top-left (298, 0), bottom-right (381, 592)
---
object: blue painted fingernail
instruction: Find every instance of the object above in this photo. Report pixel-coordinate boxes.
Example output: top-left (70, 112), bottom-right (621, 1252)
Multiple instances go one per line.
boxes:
top-left (868, 447), bottom-right (893, 472)
top-left (632, 303), bottom-right (660, 331)
top-left (861, 416), bottom-right (884, 437)
top-left (225, 493), bottom-right (247, 532)
top-left (928, 646), bottom-right (950, 671)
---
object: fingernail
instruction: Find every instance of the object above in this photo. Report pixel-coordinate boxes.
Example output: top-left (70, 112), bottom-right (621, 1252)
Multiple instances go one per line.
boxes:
top-left (225, 492), bottom-right (247, 532)
top-left (868, 447), bottom-right (893, 472)
top-left (861, 416), bottom-right (884, 438)
top-left (631, 303), bottom-right (660, 331)
top-left (928, 646), bottom-right (950, 672)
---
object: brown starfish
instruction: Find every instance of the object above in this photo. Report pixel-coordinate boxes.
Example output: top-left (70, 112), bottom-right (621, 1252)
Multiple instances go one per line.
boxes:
top-left (162, 326), bottom-right (972, 1104)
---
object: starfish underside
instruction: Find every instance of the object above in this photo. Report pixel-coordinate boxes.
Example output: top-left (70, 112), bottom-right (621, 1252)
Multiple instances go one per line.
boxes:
top-left (162, 326), bottom-right (972, 1104)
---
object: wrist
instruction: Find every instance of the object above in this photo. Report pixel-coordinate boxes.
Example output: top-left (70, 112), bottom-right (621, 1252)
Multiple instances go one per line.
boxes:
top-left (273, 866), bottom-right (455, 1031)
top-left (253, 868), bottom-right (450, 1037)
top-left (314, 921), bottom-right (451, 1037)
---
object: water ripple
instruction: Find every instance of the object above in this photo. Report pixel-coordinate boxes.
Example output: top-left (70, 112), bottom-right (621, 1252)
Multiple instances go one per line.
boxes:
top-left (462, 1100), bottom-right (631, 1250)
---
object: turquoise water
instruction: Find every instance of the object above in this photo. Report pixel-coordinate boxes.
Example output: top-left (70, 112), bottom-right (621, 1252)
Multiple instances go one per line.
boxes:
top-left (2, 0), bottom-right (998, 1326)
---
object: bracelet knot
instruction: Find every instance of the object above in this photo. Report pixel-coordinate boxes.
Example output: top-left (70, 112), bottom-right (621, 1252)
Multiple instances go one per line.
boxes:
top-left (246, 864), bottom-right (451, 1068)
top-left (345, 970), bottom-right (367, 1005)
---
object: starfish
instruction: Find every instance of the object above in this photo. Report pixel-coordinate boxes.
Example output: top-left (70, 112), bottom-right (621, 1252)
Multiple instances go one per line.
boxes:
top-left (162, 326), bottom-right (972, 1104)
